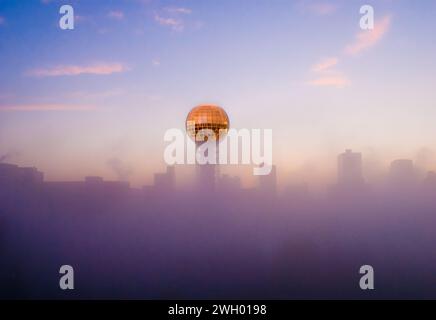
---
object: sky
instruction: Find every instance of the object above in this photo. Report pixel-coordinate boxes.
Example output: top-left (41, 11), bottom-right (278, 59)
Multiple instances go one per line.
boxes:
top-left (1, 0), bottom-right (436, 188)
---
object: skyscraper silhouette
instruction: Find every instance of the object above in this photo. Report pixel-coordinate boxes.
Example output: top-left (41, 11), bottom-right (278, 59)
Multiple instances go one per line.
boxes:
top-left (337, 149), bottom-right (364, 187)
top-left (389, 159), bottom-right (415, 186)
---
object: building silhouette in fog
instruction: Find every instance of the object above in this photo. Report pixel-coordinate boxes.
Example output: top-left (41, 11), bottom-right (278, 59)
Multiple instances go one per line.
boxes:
top-left (0, 163), bottom-right (44, 206)
top-left (259, 165), bottom-right (277, 196)
top-left (0, 163), bottom-right (43, 186)
top-left (337, 149), bottom-right (364, 187)
top-left (153, 166), bottom-right (175, 191)
top-left (423, 171), bottom-right (436, 192)
top-left (44, 176), bottom-right (130, 207)
top-left (388, 159), bottom-right (415, 187)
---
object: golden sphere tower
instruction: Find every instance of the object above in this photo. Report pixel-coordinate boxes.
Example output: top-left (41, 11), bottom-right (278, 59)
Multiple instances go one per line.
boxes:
top-left (186, 104), bottom-right (229, 191)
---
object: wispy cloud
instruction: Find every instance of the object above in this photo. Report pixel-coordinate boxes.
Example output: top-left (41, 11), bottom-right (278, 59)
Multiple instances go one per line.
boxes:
top-left (0, 16), bottom-right (5, 25)
top-left (108, 10), bottom-right (125, 20)
top-left (26, 63), bottom-right (128, 77)
top-left (0, 104), bottom-right (96, 112)
top-left (345, 15), bottom-right (392, 55)
top-left (69, 89), bottom-right (125, 100)
top-left (154, 6), bottom-right (192, 32)
top-left (154, 14), bottom-right (184, 32)
top-left (307, 74), bottom-right (350, 88)
top-left (164, 7), bottom-right (192, 15)
top-left (307, 57), bottom-right (348, 88)
top-left (311, 57), bottom-right (338, 72)
top-left (300, 1), bottom-right (338, 16)
top-left (306, 14), bottom-right (393, 88)
top-left (152, 59), bottom-right (161, 67)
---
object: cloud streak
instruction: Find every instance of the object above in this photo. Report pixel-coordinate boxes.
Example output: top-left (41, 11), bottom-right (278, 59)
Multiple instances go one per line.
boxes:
top-left (26, 63), bottom-right (128, 77)
top-left (165, 7), bottom-right (192, 15)
top-left (154, 6), bottom-right (192, 32)
top-left (0, 104), bottom-right (96, 112)
top-left (307, 57), bottom-right (348, 88)
top-left (311, 57), bottom-right (338, 72)
top-left (307, 74), bottom-right (350, 88)
top-left (307, 14), bottom-right (392, 88)
top-left (154, 14), bottom-right (184, 32)
top-left (345, 15), bottom-right (392, 55)
top-left (300, 1), bottom-right (338, 16)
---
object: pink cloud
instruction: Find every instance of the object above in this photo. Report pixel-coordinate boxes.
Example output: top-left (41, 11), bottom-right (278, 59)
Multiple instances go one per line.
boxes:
top-left (69, 89), bottom-right (125, 100)
top-left (154, 14), bottom-right (184, 32)
top-left (165, 7), bottom-right (192, 15)
top-left (108, 11), bottom-right (125, 20)
top-left (345, 15), bottom-right (392, 55)
top-left (26, 63), bottom-right (128, 77)
top-left (302, 2), bottom-right (338, 15)
top-left (312, 57), bottom-right (338, 72)
top-left (307, 74), bottom-right (350, 88)
top-left (0, 104), bottom-right (96, 112)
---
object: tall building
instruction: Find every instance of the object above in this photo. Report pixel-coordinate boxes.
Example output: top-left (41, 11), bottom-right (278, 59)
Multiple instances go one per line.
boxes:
top-left (389, 159), bottom-right (415, 185)
top-left (186, 104), bottom-right (229, 192)
top-left (423, 171), bottom-right (436, 191)
top-left (337, 149), bottom-right (364, 186)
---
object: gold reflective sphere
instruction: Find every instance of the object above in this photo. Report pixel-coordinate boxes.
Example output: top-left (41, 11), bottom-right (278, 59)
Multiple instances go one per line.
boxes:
top-left (186, 104), bottom-right (229, 142)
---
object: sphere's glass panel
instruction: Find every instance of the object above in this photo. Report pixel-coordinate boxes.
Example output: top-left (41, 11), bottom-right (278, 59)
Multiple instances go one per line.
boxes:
top-left (186, 105), bottom-right (229, 141)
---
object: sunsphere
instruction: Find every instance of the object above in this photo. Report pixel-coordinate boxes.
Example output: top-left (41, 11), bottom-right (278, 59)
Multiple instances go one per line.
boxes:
top-left (186, 104), bottom-right (229, 142)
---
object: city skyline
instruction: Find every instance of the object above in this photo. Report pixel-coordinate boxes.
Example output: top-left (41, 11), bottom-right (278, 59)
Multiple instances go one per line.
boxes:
top-left (1, 0), bottom-right (436, 188)
top-left (1, 148), bottom-right (434, 195)
top-left (2, 0), bottom-right (436, 302)
top-left (2, 143), bottom-right (436, 299)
